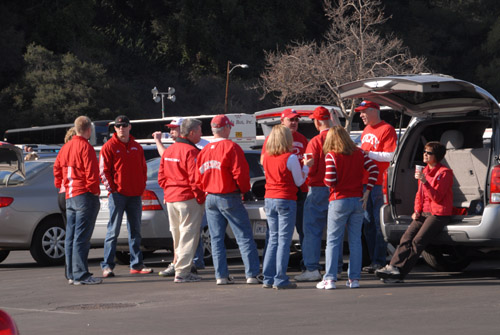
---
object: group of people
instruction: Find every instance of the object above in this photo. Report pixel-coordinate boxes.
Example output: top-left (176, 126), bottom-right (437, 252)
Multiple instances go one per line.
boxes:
top-left (54, 100), bottom-right (454, 288)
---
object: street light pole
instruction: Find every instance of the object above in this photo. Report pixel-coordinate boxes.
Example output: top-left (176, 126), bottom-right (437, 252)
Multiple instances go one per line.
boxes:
top-left (151, 87), bottom-right (176, 119)
top-left (224, 61), bottom-right (249, 114)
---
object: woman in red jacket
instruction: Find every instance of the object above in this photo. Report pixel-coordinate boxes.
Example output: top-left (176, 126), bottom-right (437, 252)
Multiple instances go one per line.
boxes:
top-left (376, 141), bottom-right (453, 283)
top-left (262, 125), bottom-right (313, 289)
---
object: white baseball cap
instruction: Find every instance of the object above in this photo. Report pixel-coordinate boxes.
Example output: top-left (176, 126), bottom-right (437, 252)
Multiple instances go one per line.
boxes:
top-left (166, 117), bottom-right (184, 128)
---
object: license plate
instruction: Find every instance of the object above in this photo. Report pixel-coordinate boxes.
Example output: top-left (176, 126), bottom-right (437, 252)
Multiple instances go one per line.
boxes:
top-left (253, 220), bottom-right (267, 236)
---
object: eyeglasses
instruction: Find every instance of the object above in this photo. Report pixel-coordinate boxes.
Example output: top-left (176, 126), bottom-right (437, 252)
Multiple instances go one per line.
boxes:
top-left (115, 123), bottom-right (129, 128)
top-left (423, 151), bottom-right (434, 155)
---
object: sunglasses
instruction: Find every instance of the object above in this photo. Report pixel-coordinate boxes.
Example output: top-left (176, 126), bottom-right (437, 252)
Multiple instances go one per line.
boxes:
top-left (115, 123), bottom-right (129, 128)
top-left (288, 118), bottom-right (300, 122)
top-left (423, 151), bottom-right (434, 155)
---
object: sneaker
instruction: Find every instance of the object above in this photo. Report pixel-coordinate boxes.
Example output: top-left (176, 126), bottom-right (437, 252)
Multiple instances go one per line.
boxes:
top-left (362, 263), bottom-right (383, 273)
top-left (381, 277), bottom-right (404, 284)
top-left (262, 283), bottom-right (272, 289)
top-left (68, 279), bottom-right (74, 285)
top-left (102, 267), bottom-right (114, 278)
top-left (273, 282), bottom-right (297, 290)
top-left (130, 267), bottom-right (153, 275)
top-left (246, 277), bottom-right (260, 284)
top-left (375, 265), bottom-right (400, 279)
top-left (294, 269), bottom-right (322, 282)
top-left (174, 273), bottom-right (201, 283)
top-left (316, 279), bottom-right (336, 290)
top-left (216, 277), bottom-right (235, 285)
top-left (73, 276), bottom-right (102, 285)
top-left (346, 279), bottom-right (360, 288)
top-left (158, 263), bottom-right (176, 277)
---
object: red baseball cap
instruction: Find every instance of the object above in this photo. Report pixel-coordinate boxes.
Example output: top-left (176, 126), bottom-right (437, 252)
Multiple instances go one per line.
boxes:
top-left (309, 106), bottom-right (330, 121)
top-left (354, 100), bottom-right (380, 112)
top-left (211, 115), bottom-right (234, 128)
top-left (281, 108), bottom-right (301, 120)
top-left (166, 117), bottom-right (184, 128)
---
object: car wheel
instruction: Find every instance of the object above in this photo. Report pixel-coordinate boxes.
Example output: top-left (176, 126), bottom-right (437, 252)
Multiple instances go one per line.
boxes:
top-left (115, 251), bottom-right (130, 265)
top-left (422, 245), bottom-right (471, 272)
top-left (0, 250), bottom-right (10, 263)
top-left (201, 226), bottom-right (213, 265)
top-left (30, 219), bottom-right (65, 266)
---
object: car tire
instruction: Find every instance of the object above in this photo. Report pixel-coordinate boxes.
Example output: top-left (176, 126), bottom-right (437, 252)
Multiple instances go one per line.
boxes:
top-left (422, 245), bottom-right (471, 272)
top-left (30, 218), bottom-right (65, 266)
top-left (201, 226), bottom-right (213, 265)
top-left (0, 250), bottom-right (10, 263)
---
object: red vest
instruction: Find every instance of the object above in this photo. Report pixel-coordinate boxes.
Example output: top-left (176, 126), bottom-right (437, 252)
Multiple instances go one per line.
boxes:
top-left (264, 152), bottom-right (297, 200)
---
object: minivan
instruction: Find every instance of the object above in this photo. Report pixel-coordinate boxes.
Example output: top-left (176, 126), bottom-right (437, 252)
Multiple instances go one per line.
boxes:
top-left (339, 74), bottom-right (500, 272)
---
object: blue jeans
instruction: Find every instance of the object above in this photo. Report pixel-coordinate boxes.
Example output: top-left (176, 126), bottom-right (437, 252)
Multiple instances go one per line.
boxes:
top-left (363, 185), bottom-right (387, 266)
top-left (65, 193), bottom-right (100, 281)
top-left (263, 198), bottom-right (296, 287)
top-left (101, 193), bottom-right (144, 270)
top-left (324, 198), bottom-right (364, 281)
top-left (302, 186), bottom-right (343, 271)
top-left (205, 193), bottom-right (260, 279)
top-left (193, 213), bottom-right (208, 269)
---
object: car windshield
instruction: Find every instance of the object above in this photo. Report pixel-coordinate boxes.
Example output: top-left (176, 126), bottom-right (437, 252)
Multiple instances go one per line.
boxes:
top-left (146, 152), bottom-right (264, 181)
top-left (0, 161), bottom-right (51, 186)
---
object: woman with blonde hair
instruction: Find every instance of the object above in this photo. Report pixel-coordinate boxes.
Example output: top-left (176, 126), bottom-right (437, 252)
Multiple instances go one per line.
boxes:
top-left (316, 126), bottom-right (379, 290)
top-left (262, 125), bottom-right (313, 289)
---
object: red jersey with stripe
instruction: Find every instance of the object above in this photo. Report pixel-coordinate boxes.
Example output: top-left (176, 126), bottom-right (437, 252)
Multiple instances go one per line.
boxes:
top-left (304, 129), bottom-right (329, 187)
top-left (324, 148), bottom-right (379, 201)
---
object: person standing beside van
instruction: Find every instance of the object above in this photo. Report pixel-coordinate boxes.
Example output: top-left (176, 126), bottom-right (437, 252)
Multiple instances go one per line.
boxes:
top-left (317, 126), bottom-right (378, 290)
top-left (355, 101), bottom-right (397, 273)
top-left (262, 125), bottom-right (312, 289)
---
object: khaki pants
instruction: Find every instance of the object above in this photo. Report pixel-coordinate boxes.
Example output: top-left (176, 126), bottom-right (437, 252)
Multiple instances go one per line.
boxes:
top-left (167, 199), bottom-right (204, 276)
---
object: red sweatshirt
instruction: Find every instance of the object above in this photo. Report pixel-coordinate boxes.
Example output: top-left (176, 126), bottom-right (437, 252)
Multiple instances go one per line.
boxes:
top-left (54, 135), bottom-right (100, 198)
top-left (196, 139), bottom-right (250, 194)
top-left (324, 148), bottom-right (379, 201)
top-left (158, 139), bottom-right (205, 204)
top-left (99, 133), bottom-right (147, 196)
top-left (414, 163), bottom-right (453, 216)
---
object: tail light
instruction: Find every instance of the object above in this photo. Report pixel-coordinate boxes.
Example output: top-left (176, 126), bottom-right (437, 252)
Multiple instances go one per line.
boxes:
top-left (141, 190), bottom-right (163, 211)
top-left (0, 309), bottom-right (19, 335)
top-left (490, 165), bottom-right (500, 204)
top-left (0, 197), bottom-right (13, 208)
top-left (382, 170), bottom-right (389, 205)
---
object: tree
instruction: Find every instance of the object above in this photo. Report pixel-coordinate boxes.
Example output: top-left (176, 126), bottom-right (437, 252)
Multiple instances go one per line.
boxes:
top-left (260, 0), bottom-right (428, 131)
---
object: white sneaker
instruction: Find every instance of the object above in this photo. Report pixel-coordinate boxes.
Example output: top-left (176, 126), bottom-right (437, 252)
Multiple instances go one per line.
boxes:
top-left (346, 279), bottom-right (360, 288)
top-left (174, 273), bottom-right (201, 283)
top-left (246, 277), bottom-right (260, 284)
top-left (73, 276), bottom-right (102, 285)
top-left (316, 279), bottom-right (336, 290)
top-left (375, 265), bottom-right (400, 279)
top-left (295, 269), bottom-right (322, 282)
top-left (216, 276), bottom-right (235, 285)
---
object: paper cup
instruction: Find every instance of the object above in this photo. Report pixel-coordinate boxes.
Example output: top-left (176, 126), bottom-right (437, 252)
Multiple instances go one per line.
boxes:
top-left (415, 165), bottom-right (425, 173)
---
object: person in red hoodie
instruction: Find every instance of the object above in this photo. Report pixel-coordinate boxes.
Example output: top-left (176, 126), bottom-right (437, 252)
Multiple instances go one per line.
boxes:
top-left (157, 118), bottom-right (205, 283)
top-left (54, 116), bottom-right (101, 285)
top-left (376, 141), bottom-right (453, 283)
top-left (316, 126), bottom-right (378, 290)
top-left (262, 125), bottom-right (313, 289)
top-left (99, 115), bottom-right (152, 277)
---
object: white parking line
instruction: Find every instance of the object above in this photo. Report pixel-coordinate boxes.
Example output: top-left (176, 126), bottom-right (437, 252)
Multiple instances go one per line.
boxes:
top-left (0, 306), bottom-right (79, 315)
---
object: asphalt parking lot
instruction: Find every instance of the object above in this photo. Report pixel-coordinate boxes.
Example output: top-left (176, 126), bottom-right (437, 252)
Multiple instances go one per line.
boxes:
top-left (1, 250), bottom-right (500, 335)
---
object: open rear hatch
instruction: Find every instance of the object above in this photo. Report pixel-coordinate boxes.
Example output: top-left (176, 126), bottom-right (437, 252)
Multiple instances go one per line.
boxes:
top-left (0, 142), bottom-right (25, 181)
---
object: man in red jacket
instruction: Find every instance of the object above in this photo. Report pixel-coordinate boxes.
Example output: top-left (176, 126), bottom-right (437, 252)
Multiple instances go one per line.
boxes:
top-left (54, 116), bottom-right (101, 285)
top-left (196, 115), bottom-right (260, 285)
top-left (158, 118), bottom-right (205, 283)
top-left (99, 115), bottom-right (152, 277)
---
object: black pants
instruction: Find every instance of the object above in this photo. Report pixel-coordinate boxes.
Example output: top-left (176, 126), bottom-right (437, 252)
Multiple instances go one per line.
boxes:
top-left (390, 214), bottom-right (450, 278)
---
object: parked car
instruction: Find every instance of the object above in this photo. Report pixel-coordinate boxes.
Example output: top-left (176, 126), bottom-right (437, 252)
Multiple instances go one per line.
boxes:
top-left (339, 73), bottom-right (500, 272)
top-left (0, 142), bottom-right (270, 265)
